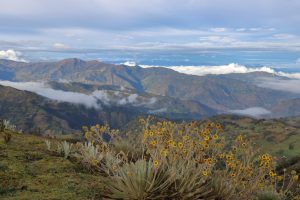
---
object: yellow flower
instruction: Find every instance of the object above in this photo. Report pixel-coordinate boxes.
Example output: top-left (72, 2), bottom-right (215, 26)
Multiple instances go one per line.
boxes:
top-left (172, 142), bottom-right (177, 148)
top-left (150, 140), bottom-right (157, 146)
top-left (206, 158), bottom-right (213, 165)
top-left (149, 131), bottom-right (154, 137)
top-left (202, 170), bottom-right (209, 177)
top-left (236, 135), bottom-right (243, 141)
top-left (219, 153), bottom-right (225, 159)
top-left (91, 159), bottom-right (98, 166)
top-left (226, 154), bottom-right (233, 161)
top-left (269, 171), bottom-right (276, 178)
top-left (183, 135), bottom-right (190, 141)
top-left (293, 175), bottom-right (299, 181)
top-left (153, 160), bottom-right (159, 167)
top-left (203, 129), bottom-right (209, 135)
top-left (230, 172), bottom-right (236, 178)
top-left (277, 176), bottom-right (283, 181)
top-left (178, 142), bottom-right (184, 148)
top-left (204, 136), bottom-right (210, 141)
top-left (162, 150), bottom-right (168, 157)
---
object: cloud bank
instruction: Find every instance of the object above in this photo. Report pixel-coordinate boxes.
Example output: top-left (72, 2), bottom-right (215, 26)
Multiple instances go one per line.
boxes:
top-left (0, 81), bottom-right (98, 108)
top-left (0, 80), bottom-right (157, 109)
top-left (0, 49), bottom-right (27, 62)
top-left (256, 77), bottom-right (300, 94)
top-left (229, 107), bottom-right (271, 117)
top-left (139, 63), bottom-right (300, 79)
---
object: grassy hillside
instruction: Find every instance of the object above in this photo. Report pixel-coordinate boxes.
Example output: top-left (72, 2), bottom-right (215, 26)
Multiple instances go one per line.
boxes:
top-left (1, 123), bottom-right (299, 199)
top-left (0, 131), bottom-right (103, 199)
top-left (203, 115), bottom-right (300, 157)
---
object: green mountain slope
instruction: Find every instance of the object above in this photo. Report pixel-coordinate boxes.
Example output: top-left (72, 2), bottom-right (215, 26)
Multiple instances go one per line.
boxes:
top-left (0, 85), bottom-right (140, 134)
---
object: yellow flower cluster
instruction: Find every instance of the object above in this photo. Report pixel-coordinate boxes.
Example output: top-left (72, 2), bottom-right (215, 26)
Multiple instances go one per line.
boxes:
top-left (75, 120), bottom-right (300, 199)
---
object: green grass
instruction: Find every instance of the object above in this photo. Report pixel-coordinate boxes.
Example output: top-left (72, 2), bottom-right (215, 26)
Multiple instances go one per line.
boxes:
top-left (210, 116), bottom-right (300, 158)
top-left (0, 131), bottom-right (103, 200)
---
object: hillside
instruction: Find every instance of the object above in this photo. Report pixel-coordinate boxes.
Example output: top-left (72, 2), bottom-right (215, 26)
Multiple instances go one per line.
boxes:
top-left (0, 131), bottom-right (103, 199)
top-left (204, 115), bottom-right (300, 157)
top-left (0, 84), bottom-right (217, 134)
top-left (1, 119), bottom-right (300, 199)
top-left (0, 85), bottom-right (140, 134)
top-left (270, 98), bottom-right (300, 118)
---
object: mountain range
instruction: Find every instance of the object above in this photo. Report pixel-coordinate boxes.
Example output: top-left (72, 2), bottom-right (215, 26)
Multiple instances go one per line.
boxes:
top-left (0, 58), bottom-right (300, 133)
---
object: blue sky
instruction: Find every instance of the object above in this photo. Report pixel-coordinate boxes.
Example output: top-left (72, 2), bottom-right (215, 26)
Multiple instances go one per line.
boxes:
top-left (0, 0), bottom-right (299, 69)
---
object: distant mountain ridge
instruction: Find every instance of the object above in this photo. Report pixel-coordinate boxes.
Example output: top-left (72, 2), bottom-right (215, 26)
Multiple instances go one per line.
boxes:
top-left (1, 58), bottom-right (299, 115)
top-left (0, 84), bottom-right (218, 134)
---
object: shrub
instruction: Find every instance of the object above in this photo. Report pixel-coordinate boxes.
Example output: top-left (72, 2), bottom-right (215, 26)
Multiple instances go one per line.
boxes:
top-left (44, 140), bottom-right (51, 151)
top-left (102, 159), bottom-right (173, 200)
top-left (57, 141), bottom-right (73, 158)
top-left (76, 142), bottom-right (105, 171)
top-left (67, 120), bottom-right (300, 199)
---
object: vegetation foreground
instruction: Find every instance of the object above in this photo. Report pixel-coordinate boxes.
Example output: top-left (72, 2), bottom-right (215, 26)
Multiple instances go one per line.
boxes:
top-left (1, 118), bottom-right (300, 199)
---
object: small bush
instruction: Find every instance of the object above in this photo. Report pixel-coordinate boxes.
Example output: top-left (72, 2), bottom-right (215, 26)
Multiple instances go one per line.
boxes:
top-left (44, 140), bottom-right (51, 151)
top-left (76, 142), bottom-right (105, 171)
top-left (57, 141), bottom-right (73, 158)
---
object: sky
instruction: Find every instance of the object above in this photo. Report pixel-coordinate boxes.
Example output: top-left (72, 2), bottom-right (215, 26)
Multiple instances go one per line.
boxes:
top-left (0, 0), bottom-right (300, 70)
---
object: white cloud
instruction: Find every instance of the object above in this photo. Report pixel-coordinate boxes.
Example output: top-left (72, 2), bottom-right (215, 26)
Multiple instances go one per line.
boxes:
top-left (122, 61), bottom-right (137, 67)
top-left (229, 107), bottom-right (271, 117)
top-left (0, 49), bottom-right (26, 62)
top-left (255, 77), bottom-right (300, 94)
top-left (0, 81), bottom-right (99, 108)
top-left (210, 28), bottom-right (226, 32)
top-left (139, 63), bottom-right (300, 79)
top-left (52, 42), bottom-right (69, 49)
top-left (0, 80), bottom-right (157, 109)
top-left (140, 63), bottom-right (275, 76)
top-left (118, 94), bottom-right (138, 105)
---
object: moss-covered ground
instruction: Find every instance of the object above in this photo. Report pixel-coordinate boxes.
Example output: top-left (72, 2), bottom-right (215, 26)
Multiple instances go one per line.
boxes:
top-left (0, 131), bottom-right (103, 200)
